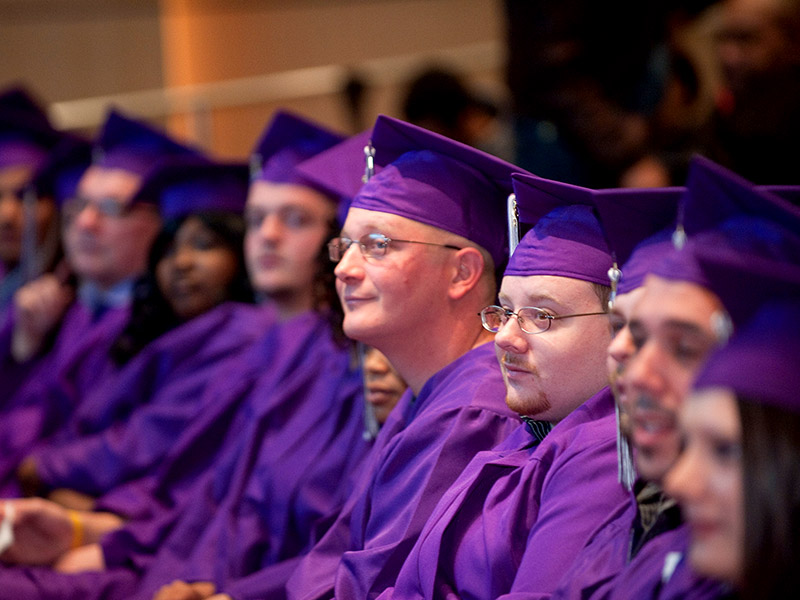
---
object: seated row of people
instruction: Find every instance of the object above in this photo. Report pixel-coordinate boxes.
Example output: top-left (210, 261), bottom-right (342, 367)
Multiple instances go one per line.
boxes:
top-left (0, 84), bottom-right (797, 600)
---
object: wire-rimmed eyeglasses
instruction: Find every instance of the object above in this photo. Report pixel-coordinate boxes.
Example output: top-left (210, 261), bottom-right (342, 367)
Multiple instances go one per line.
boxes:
top-left (328, 233), bottom-right (462, 262)
top-left (479, 305), bottom-right (607, 334)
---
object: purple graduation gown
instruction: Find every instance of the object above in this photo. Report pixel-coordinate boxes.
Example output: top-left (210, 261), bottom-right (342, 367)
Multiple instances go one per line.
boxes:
top-left (283, 341), bottom-right (521, 600)
top-left (99, 310), bottom-right (371, 598)
top-left (378, 387), bottom-right (628, 600)
top-left (0, 301), bottom-right (130, 491)
top-left (0, 310), bottom-right (370, 600)
top-left (28, 302), bottom-right (275, 496)
top-left (552, 500), bottom-right (727, 599)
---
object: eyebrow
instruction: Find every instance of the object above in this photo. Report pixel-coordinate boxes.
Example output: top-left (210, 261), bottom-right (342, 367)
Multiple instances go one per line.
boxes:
top-left (498, 293), bottom-right (564, 309)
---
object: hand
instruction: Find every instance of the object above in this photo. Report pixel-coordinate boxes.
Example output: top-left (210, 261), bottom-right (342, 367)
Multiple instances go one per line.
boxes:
top-left (53, 542), bottom-right (105, 573)
top-left (0, 497), bottom-right (74, 566)
top-left (153, 580), bottom-right (217, 600)
top-left (48, 488), bottom-right (97, 512)
top-left (12, 274), bottom-right (73, 362)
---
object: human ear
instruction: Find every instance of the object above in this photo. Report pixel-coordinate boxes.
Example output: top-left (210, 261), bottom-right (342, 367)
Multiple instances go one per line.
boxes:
top-left (448, 247), bottom-right (484, 300)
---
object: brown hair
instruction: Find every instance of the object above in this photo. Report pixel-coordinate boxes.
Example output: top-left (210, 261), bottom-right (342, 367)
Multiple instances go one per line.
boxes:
top-left (738, 398), bottom-right (800, 598)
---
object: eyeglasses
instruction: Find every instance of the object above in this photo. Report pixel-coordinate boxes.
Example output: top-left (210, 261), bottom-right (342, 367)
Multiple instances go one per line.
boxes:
top-left (328, 233), bottom-right (462, 262)
top-left (62, 196), bottom-right (144, 222)
top-left (479, 305), bottom-right (607, 334)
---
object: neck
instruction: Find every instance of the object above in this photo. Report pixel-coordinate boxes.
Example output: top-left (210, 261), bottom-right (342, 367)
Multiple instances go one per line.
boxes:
top-left (266, 289), bottom-right (315, 322)
top-left (387, 317), bottom-right (493, 396)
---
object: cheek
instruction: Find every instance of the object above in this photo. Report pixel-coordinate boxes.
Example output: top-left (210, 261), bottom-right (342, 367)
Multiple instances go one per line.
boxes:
top-left (155, 260), bottom-right (171, 292)
top-left (203, 252), bottom-right (239, 290)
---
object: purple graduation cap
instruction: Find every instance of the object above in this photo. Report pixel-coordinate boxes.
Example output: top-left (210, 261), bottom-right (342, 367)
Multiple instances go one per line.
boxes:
top-left (91, 109), bottom-right (202, 179)
top-left (693, 300), bottom-right (800, 415)
top-left (651, 156), bottom-right (800, 289)
top-left (350, 114), bottom-right (523, 270)
top-left (505, 173), bottom-right (613, 284)
top-left (31, 135), bottom-right (93, 206)
top-left (250, 110), bottom-right (345, 186)
top-left (132, 156), bottom-right (250, 221)
top-left (0, 87), bottom-right (61, 170)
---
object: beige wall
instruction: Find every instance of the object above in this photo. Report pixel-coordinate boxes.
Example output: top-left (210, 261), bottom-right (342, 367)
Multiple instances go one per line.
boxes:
top-left (1, 0), bottom-right (505, 159)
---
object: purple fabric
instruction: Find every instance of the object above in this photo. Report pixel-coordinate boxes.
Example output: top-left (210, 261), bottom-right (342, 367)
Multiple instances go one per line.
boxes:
top-left (91, 311), bottom-right (368, 599)
top-left (0, 302), bottom-right (130, 494)
top-left (350, 115), bottom-right (522, 269)
top-left (92, 110), bottom-right (200, 179)
top-left (552, 505), bottom-right (727, 600)
top-left (694, 301), bottom-right (800, 415)
top-left (592, 187), bottom-right (681, 271)
top-left (132, 158), bottom-right (249, 220)
top-left (0, 565), bottom-right (137, 600)
top-left (31, 303), bottom-right (276, 495)
top-left (617, 231), bottom-right (672, 295)
top-left (378, 387), bottom-right (627, 600)
top-left (505, 204), bottom-right (613, 285)
top-left (251, 111), bottom-right (345, 186)
top-left (283, 342), bottom-right (521, 600)
top-left (606, 526), bottom-right (727, 600)
top-left (0, 140), bottom-right (49, 170)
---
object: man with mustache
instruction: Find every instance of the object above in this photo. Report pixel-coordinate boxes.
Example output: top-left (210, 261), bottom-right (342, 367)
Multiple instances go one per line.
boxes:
top-left (375, 172), bottom-right (638, 599)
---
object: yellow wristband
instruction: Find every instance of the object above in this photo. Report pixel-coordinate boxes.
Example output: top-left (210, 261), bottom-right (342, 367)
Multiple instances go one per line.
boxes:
top-left (66, 510), bottom-right (84, 549)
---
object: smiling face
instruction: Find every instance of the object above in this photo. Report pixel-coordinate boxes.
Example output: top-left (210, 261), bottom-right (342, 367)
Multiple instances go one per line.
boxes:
top-left (156, 216), bottom-right (240, 321)
top-left (665, 387), bottom-right (744, 586)
top-left (333, 207), bottom-right (456, 353)
top-left (244, 180), bottom-right (335, 313)
top-left (607, 287), bottom-right (646, 437)
top-left (63, 165), bottom-right (160, 289)
top-left (493, 274), bottom-right (612, 422)
top-left (622, 275), bottom-right (724, 484)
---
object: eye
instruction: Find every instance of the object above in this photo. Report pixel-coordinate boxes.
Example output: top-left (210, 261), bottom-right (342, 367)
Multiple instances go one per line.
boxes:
top-left (279, 207), bottom-right (313, 228)
top-left (628, 323), bottom-right (647, 351)
top-left (711, 438), bottom-right (742, 465)
top-left (244, 210), bottom-right (264, 229)
top-left (609, 313), bottom-right (626, 337)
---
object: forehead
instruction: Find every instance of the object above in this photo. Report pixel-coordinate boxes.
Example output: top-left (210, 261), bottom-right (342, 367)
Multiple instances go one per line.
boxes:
top-left (611, 287), bottom-right (646, 320)
top-left (499, 274), bottom-right (597, 308)
top-left (77, 165), bottom-right (142, 203)
top-left (632, 274), bottom-right (722, 332)
top-left (246, 180), bottom-right (333, 214)
top-left (341, 207), bottom-right (444, 239)
top-left (0, 164), bottom-right (35, 188)
top-left (683, 387), bottom-right (741, 437)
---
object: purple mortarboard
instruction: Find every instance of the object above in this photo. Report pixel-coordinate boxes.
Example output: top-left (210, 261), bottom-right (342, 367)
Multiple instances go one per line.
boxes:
top-left (0, 87), bottom-right (61, 170)
top-left (91, 109), bottom-right (201, 179)
top-left (592, 187), bottom-right (682, 295)
top-left (505, 173), bottom-right (612, 285)
top-left (250, 110), bottom-right (345, 186)
top-left (693, 242), bottom-right (800, 329)
top-left (760, 185), bottom-right (800, 207)
top-left (294, 130), bottom-right (373, 224)
top-left (31, 135), bottom-right (93, 206)
top-left (693, 300), bottom-right (800, 415)
top-left (132, 156), bottom-right (249, 221)
top-left (350, 114), bottom-right (522, 269)
top-left (651, 156), bottom-right (800, 289)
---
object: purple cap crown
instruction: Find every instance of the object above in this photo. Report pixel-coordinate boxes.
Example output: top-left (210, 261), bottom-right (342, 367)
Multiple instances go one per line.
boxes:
top-left (694, 301), bottom-right (800, 415)
top-left (92, 110), bottom-right (201, 179)
top-left (505, 173), bottom-right (612, 285)
top-left (651, 156), bottom-right (800, 290)
top-left (250, 110), bottom-right (345, 187)
top-left (0, 87), bottom-right (61, 170)
top-left (32, 135), bottom-right (93, 206)
top-left (133, 156), bottom-right (249, 221)
top-left (350, 115), bottom-right (523, 269)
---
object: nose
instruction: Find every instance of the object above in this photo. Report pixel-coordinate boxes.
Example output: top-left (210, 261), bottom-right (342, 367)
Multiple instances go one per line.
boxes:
top-left (72, 202), bottom-right (102, 230)
top-left (608, 325), bottom-right (636, 370)
top-left (172, 244), bottom-right (195, 271)
top-left (622, 340), bottom-right (665, 399)
top-left (334, 242), bottom-right (364, 283)
top-left (258, 213), bottom-right (283, 243)
top-left (0, 195), bottom-right (21, 222)
top-left (493, 314), bottom-right (529, 356)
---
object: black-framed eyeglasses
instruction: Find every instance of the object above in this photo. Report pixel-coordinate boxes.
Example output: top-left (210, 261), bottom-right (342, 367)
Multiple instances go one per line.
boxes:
top-left (479, 305), bottom-right (607, 334)
top-left (61, 196), bottom-right (146, 222)
top-left (328, 233), bottom-right (462, 262)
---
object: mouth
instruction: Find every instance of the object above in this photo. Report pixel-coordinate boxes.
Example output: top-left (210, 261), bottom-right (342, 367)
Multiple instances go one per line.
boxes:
top-left (342, 295), bottom-right (374, 309)
top-left (257, 254), bottom-right (283, 268)
top-left (631, 399), bottom-right (678, 448)
top-left (365, 387), bottom-right (397, 405)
